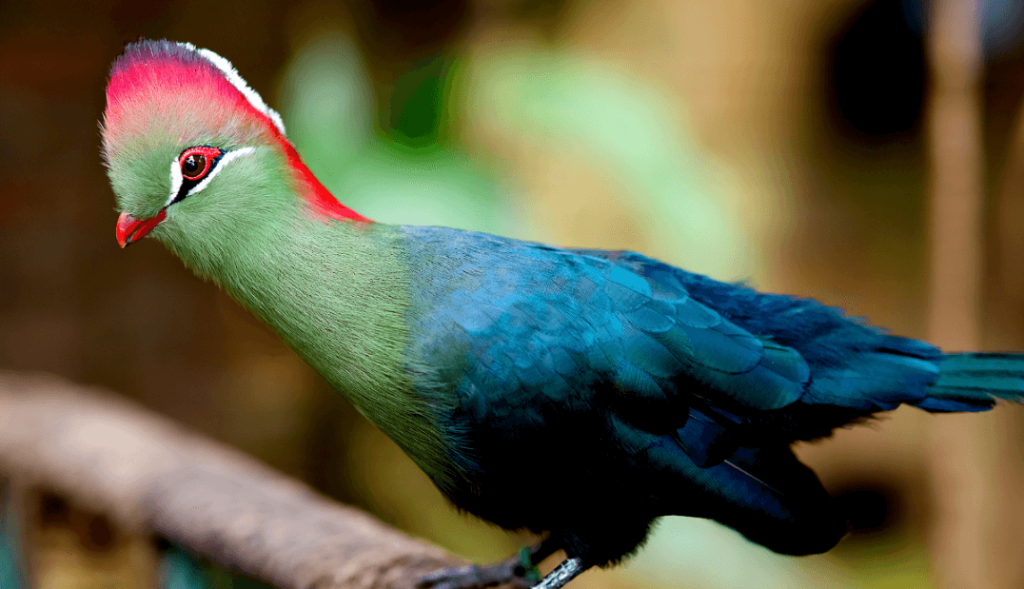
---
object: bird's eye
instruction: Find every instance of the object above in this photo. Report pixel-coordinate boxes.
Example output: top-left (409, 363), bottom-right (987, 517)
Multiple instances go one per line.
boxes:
top-left (178, 146), bottom-right (222, 181)
top-left (182, 154), bottom-right (206, 179)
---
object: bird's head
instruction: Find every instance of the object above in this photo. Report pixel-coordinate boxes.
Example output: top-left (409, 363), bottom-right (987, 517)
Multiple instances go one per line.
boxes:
top-left (102, 40), bottom-right (368, 256)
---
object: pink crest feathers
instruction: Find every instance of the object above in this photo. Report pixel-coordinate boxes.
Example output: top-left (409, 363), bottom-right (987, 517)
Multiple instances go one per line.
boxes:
top-left (105, 41), bottom-right (282, 147)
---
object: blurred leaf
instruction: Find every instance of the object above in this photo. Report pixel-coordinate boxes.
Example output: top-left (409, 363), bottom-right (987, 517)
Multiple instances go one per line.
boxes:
top-left (277, 31), bottom-right (375, 186)
top-left (329, 140), bottom-right (506, 231)
top-left (280, 31), bottom-right (507, 233)
top-left (386, 54), bottom-right (457, 145)
top-left (462, 47), bottom-right (754, 277)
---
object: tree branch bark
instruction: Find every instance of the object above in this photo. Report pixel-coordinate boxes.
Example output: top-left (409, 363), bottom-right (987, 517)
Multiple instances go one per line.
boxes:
top-left (0, 371), bottom-right (464, 589)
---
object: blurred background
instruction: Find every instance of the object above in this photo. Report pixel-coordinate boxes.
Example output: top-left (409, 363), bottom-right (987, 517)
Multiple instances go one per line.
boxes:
top-left (2, 0), bottom-right (1024, 587)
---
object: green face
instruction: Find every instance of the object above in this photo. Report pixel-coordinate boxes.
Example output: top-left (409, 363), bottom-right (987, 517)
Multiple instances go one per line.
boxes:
top-left (105, 118), bottom-right (299, 274)
top-left (107, 136), bottom-right (205, 220)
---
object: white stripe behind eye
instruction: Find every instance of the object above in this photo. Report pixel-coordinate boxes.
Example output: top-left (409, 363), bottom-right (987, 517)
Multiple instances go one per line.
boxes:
top-left (176, 42), bottom-right (286, 136)
top-left (165, 147), bottom-right (256, 206)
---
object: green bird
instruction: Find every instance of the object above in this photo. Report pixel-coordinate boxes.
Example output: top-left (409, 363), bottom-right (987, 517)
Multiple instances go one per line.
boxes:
top-left (103, 40), bottom-right (1024, 589)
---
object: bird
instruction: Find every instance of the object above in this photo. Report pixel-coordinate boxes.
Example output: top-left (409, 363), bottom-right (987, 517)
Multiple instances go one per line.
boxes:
top-left (103, 40), bottom-right (1024, 589)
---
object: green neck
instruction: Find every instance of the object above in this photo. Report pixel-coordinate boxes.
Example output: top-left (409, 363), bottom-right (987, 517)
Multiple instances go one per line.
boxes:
top-left (161, 202), bottom-right (456, 485)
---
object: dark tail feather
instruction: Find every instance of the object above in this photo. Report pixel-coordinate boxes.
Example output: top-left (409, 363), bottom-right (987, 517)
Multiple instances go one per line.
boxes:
top-left (918, 353), bottom-right (1024, 412)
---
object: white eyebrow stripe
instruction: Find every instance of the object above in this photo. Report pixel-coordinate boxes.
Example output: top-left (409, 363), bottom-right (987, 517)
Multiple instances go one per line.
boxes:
top-left (186, 147), bottom-right (255, 197)
top-left (175, 42), bottom-right (286, 136)
top-left (165, 147), bottom-right (256, 206)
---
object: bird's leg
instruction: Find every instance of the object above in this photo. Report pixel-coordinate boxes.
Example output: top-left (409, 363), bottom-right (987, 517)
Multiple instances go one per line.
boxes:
top-left (418, 538), bottom-right (558, 589)
top-left (531, 557), bottom-right (584, 589)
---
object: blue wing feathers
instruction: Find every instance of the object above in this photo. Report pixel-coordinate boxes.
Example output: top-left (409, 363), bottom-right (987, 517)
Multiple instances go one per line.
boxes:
top-left (404, 228), bottom-right (1023, 463)
top-left (623, 328), bottom-right (685, 380)
top-left (397, 228), bottom-right (1024, 561)
top-left (676, 319), bottom-right (762, 374)
top-left (759, 341), bottom-right (811, 383)
top-left (915, 398), bottom-right (991, 413)
top-left (673, 408), bottom-right (733, 467)
top-left (398, 228), bottom-right (1024, 561)
top-left (625, 304), bottom-right (674, 333)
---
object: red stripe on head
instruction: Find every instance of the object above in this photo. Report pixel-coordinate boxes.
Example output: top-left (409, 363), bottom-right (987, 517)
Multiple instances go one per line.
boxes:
top-left (281, 141), bottom-right (370, 222)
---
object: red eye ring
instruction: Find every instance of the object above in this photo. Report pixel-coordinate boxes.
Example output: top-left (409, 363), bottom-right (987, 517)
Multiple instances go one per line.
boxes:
top-left (178, 146), bottom-right (222, 181)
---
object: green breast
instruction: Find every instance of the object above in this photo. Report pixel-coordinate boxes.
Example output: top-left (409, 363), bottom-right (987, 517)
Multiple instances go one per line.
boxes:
top-left (180, 215), bottom-right (461, 488)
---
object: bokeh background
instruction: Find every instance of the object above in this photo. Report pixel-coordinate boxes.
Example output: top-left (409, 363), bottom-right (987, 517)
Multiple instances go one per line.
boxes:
top-left (3, 0), bottom-right (1024, 588)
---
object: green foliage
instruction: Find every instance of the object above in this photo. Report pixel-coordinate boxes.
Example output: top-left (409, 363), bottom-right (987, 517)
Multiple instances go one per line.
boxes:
top-left (386, 55), bottom-right (457, 145)
top-left (463, 47), bottom-right (753, 277)
top-left (278, 33), bottom-right (506, 233)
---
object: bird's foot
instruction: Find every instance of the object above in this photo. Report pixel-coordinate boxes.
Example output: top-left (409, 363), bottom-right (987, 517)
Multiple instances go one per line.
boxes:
top-left (418, 547), bottom-right (543, 589)
top-left (531, 557), bottom-right (583, 589)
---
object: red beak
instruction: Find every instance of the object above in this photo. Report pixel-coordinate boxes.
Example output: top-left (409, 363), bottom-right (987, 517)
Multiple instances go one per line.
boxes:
top-left (116, 210), bottom-right (167, 248)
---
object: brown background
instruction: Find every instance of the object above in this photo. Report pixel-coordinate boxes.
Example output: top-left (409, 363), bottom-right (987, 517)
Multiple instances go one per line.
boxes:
top-left (3, 1), bottom-right (1024, 588)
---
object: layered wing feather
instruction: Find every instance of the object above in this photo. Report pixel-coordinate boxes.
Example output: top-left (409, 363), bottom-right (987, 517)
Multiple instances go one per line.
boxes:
top-left (400, 228), bottom-right (1021, 556)
top-left (404, 229), bottom-right (815, 438)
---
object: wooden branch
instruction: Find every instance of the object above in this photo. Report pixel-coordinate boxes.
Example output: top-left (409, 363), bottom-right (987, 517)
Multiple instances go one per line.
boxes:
top-left (0, 371), bottom-right (464, 589)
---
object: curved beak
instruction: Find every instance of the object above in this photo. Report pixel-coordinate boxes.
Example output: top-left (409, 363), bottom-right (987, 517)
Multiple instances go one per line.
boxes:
top-left (116, 210), bottom-right (167, 248)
